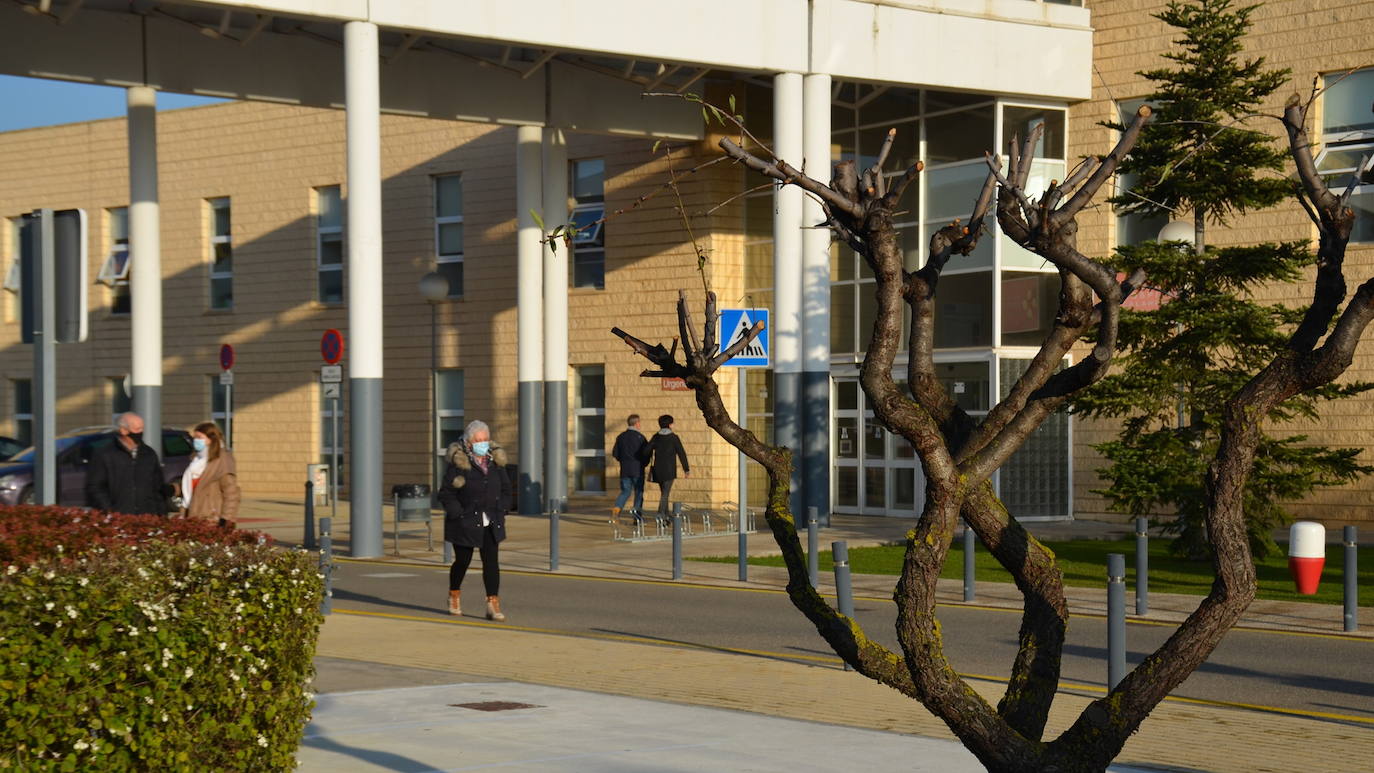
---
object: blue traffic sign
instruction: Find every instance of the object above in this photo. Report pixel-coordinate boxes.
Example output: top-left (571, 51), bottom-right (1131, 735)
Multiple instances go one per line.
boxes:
top-left (718, 308), bottom-right (769, 367)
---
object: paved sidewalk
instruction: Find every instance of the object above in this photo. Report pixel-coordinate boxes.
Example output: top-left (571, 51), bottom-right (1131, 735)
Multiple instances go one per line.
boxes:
top-left (231, 497), bottom-right (1374, 771)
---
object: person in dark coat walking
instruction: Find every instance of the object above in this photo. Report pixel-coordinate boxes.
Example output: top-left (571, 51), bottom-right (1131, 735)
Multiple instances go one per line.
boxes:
top-left (610, 414), bottom-right (648, 525)
top-left (645, 414), bottom-right (690, 520)
top-left (437, 420), bottom-right (512, 621)
top-left (86, 412), bottom-right (169, 516)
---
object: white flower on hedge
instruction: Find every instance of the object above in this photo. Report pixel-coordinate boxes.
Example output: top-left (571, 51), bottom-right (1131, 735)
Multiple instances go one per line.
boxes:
top-left (6, 565), bottom-right (16, 575)
top-left (78, 577), bottom-right (88, 587)
top-left (184, 667), bottom-right (193, 678)
top-left (218, 642), bottom-right (227, 651)
top-left (161, 713), bottom-right (169, 722)
top-left (144, 696), bottom-right (154, 704)
top-left (74, 741), bottom-right (89, 751)
top-left (257, 735), bottom-right (268, 747)
top-left (229, 671), bottom-right (240, 682)
top-left (65, 605), bottom-right (77, 619)
top-left (43, 571), bottom-right (55, 579)
top-left (44, 602), bottom-right (54, 611)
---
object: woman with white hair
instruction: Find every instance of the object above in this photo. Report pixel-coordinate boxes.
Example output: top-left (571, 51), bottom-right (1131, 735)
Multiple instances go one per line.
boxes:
top-left (437, 419), bottom-right (513, 620)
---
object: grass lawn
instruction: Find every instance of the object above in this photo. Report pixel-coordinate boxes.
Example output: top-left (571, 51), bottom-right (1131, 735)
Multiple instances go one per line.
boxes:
top-left (695, 538), bottom-right (1373, 607)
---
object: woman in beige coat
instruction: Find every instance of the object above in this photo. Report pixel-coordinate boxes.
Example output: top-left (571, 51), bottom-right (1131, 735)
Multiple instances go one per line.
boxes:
top-left (181, 421), bottom-right (241, 527)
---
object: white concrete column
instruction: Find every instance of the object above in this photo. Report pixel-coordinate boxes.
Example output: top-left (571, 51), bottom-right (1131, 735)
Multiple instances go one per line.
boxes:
top-left (126, 86), bottom-right (162, 455)
top-left (516, 124), bottom-right (545, 513)
top-left (542, 128), bottom-right (570, 509)
top-left (801, 72), bottom-right (833, 525)
top-left (344, 20), bottom-right (383, 556)
top-left (772, 72), bottom-right (804, 513)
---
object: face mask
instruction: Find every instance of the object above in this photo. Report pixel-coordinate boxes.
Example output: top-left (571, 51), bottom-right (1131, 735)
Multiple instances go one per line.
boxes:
top-left (128, 431), bottom-right (144, 444)
top-left (193, 438), bottom-right (208, 452)
top-left (471, 441), bottom-right (491, 457)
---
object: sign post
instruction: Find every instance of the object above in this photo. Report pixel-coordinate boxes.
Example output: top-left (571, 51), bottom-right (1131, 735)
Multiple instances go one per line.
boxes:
top-left (321, 330), bottom-right (345, 525)
top-left (219, 344), bottom-right (235, 448)
top-left (718, 308), bottom-right (770, 582)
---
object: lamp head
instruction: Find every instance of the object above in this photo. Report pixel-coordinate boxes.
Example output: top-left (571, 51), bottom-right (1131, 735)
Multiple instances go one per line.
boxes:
top-left (418, 271), bottom-right (449, 302)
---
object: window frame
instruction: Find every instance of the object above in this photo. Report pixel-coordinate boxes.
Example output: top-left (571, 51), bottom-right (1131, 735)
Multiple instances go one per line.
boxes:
top-left (572, 364), bottom-right (606, 494)
top-left (1317, 69), bottom-right (1374, 244)
top-left (433, 174), bottom-right (464, 298)
top-left (97, 207), bottom-right (132, 315)
top-left (316, 185), bottom-right (344, 305)
top-left (12, 379), bottom-right (32, 447)
top-left (570, 158), bottom-right (606, 290)
top-left (207, 197), bottom-right (233, 310)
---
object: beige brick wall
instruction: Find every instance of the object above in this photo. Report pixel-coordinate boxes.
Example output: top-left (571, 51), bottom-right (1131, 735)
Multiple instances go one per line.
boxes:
top-left (0, 100), bottom-right (748, 510)
top-left (1073, 0), bottom-right (1374, 523)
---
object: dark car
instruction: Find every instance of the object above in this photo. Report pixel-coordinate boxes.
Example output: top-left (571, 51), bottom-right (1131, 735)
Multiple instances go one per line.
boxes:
top-left (0, 436), bottom-right (23, 461)
top-left (0, 427), bottom-right (194, 507)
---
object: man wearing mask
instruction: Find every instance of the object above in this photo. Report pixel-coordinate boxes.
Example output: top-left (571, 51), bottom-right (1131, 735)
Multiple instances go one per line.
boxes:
top-left (86, 412), bottom-right (170, 516)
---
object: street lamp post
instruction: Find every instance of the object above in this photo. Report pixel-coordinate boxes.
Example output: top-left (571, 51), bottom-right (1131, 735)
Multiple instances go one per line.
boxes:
top-left (418, 272), bottom-right (449, 502)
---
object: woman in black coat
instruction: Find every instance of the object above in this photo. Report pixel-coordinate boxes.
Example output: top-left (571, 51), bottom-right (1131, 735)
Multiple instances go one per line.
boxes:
top-left (437, 420), bottom-right (512, 621)
top-left (645, 414), bottom-right (690, 520)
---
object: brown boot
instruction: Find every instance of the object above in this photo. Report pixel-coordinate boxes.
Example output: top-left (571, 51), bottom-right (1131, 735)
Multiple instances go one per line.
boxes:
top-left (485, 595), bottom-right (506, 622)
top-left (448, 589), bottom-right (462, 616)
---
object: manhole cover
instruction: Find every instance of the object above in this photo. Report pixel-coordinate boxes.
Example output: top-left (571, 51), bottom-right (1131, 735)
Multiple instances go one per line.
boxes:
top-left (450, 701), bottom-right (542, 712)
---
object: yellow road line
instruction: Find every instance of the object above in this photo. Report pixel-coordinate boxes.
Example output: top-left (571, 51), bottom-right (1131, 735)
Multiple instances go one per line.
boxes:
top-left (332, 607), bottom-right (1374, 726)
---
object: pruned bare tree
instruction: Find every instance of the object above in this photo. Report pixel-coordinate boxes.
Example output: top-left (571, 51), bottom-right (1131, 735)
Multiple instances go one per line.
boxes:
top-left (610, 85), bottom-right (1370, 770)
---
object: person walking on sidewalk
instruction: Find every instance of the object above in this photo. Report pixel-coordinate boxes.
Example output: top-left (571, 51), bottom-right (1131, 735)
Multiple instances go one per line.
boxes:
top-left (438, 420), bottom-right (513, 621)
top-left (86, 412), bottom-right (170, 516)
top-left (180, 421), bottom-right (241, 528)
top-left (646, 414), bottom-right (690, 521)
top-left (610, 414), bottom-right (648, 526)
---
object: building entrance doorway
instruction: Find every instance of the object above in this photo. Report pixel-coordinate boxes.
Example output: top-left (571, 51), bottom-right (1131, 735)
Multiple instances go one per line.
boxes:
top-left (832, 378), bottom-right (922, 517)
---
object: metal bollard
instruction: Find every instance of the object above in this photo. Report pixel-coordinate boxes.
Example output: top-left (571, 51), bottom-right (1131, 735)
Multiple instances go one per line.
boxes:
top-left (1135, 516), bottom-right (1149, 616)
top-left (738, 514), bottom-right (748, 583)
top-left (672, 502), bottom-right (684, 580)
top-left (318, 517), bottom-right (333, 616)
top-left (807, 506), bottom-right (819, 588)
top-left (963, 521), bottom-right (976, 602)
top-left (1345, 525), bottom-right (1358, 633)
top-left (549, 497), bottom-right (561, 572)
top-left (303, 480), bottom-right (317, 551)
top-left (832, 540), bottom-right (854, 672)
top-left (1107, 553), bottom-right (1126, 690)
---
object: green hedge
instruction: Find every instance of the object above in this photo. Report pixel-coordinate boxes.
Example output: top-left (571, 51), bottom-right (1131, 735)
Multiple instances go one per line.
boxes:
top-left (0, 541), bottom-right (323, 771)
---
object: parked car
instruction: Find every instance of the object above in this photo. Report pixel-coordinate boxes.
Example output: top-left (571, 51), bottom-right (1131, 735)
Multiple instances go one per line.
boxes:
top-left (0, 427), bottom-right (195, 508)
top-left (0, 436), bottom-right (23, 461)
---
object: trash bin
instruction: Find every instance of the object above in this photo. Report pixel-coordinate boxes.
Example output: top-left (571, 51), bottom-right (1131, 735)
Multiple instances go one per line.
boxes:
top-left (392, 483), bottom-right (433, 554)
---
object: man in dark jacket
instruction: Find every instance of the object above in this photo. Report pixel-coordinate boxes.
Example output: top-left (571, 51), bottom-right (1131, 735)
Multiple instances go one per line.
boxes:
top-left (610, 414), bottom-right (648, 525)
top-left (86, 412), bottom-right (169, 516)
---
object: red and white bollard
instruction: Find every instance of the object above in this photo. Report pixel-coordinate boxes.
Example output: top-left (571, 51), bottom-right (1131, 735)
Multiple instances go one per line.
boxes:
top-left (1288, 521), bottom-right (1326, 595)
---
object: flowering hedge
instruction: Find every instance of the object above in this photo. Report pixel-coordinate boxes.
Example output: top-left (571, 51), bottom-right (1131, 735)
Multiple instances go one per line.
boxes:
top-left (0, 507), bottom-right (322, 771)
top-left (0, 505), bottom-right (263, 566)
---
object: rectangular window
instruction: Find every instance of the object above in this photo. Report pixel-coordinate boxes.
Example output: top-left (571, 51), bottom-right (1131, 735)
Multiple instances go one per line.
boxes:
top-left (573, 365), bottom-right (606, 493)
top-left (210, 376), bottom-right (230, 445)
top-left (1318, 69), bottom-right (1374, 243)
top-left (570, 158), bottom-right (605, 290)
top-left (434, 369), bottom-right (464, 488)
top-left (320, 381), bottom-right (344, 482)
top-left (434, 174), bottom-right (464, 297)
top-left (12, 379), bottom-right (32, 447)
top-left (1114, 99), bottom-right (1169, 246)
top-left (316, 186), bottom-right (344, 304)
top-left (208, 197), bottom-right (233, 309)
top-left (96, 207), bottom-right (131, 315)
top-left (110, 377), bottom-right (132, 427)
top-left (3, 217), bottom-right (20, 322)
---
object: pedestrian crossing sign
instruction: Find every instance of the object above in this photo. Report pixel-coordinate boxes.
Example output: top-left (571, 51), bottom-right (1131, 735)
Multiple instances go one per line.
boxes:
top-left (718, 308), bottom-right (770, 368)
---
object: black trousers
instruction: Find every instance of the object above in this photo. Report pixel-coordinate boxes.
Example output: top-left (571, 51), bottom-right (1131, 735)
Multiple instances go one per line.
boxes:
top-left (656, 478), bottom-right (675, 516)
top-left (449, 524), bottom-right (500, 595)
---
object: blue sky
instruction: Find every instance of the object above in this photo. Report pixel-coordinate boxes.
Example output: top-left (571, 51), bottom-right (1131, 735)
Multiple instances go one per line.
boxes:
top-left (0, 75), bottom-right (226, 133)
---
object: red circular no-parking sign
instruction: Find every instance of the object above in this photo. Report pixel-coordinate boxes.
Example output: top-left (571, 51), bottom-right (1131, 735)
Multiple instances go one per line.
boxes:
top-left (219, 344), bottom-right (235, 371)
top-left (321, 329), bottom-right (345, 364)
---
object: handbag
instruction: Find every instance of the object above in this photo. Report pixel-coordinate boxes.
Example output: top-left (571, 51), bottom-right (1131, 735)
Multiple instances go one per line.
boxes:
top-left (647, 466), bottom-right (657, 484)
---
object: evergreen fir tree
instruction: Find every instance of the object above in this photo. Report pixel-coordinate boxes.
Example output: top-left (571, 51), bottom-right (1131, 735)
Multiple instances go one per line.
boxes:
top-left (1075, 0), bottom-right (1373, 559)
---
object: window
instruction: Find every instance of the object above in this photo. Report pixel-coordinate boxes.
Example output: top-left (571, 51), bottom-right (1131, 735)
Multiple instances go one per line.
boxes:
top-left (434, 369), bottom-right (464, 487)
top-left (12, 379), bottom-right (32, 447)
top-left (434, 175), bottom-right (464, 297)
top-left (573, 365), bottom-right (605, 492)
top-left (208, 197), bottom-right (233, 309)
top-left (3, 217), bottom-right (19, 323)
top-left (1317, 68), bottom-right (1374, 243)
top-left (210, 376), bottom-right (230, 446)
top-left (570, 158), bottom-right (605, 290)
top-left (110, 377), bottom-right (131, 427)
top-left (1114, 99), bottom-right (1169, 247)
top-left (316, 186), bottom-right (344, 304)
top-left (96, 207), bottom-right (131, 315)
top-left (320, 381), bottom-right (344, 481)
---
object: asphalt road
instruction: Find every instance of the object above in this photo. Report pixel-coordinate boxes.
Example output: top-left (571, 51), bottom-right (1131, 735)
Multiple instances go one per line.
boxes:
top-left (331, 561), bottom-right (1374, 725)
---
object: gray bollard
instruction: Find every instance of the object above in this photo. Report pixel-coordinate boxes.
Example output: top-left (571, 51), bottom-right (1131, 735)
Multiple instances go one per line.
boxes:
top-left (672, 502), bottom-right (684, 580)
top-left (1107, 553), bottom-right (1126, 690)
top-left (963, 521), bottom-right (976, 602)
top-left (738, 509), bottom-right (748, 583)
top-left (318, 517), bottom-right (333, 616)
top-left (1345, 525), bottom-right (1358, 633)
top-left (303, 480), bottom-right (317, 551)
top-left (807, 506), bottom-right (820, 588)
top-left (1135, 516), bottom-right (1149, 616)
top-left (549, 497), bottom-right (561, 572)
top-left (832, 540), bottom-right (854, 672)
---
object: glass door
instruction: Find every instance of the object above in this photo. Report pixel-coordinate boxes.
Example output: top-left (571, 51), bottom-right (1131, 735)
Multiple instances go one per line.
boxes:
top-left (832, 377), bottom-right (923, 517)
